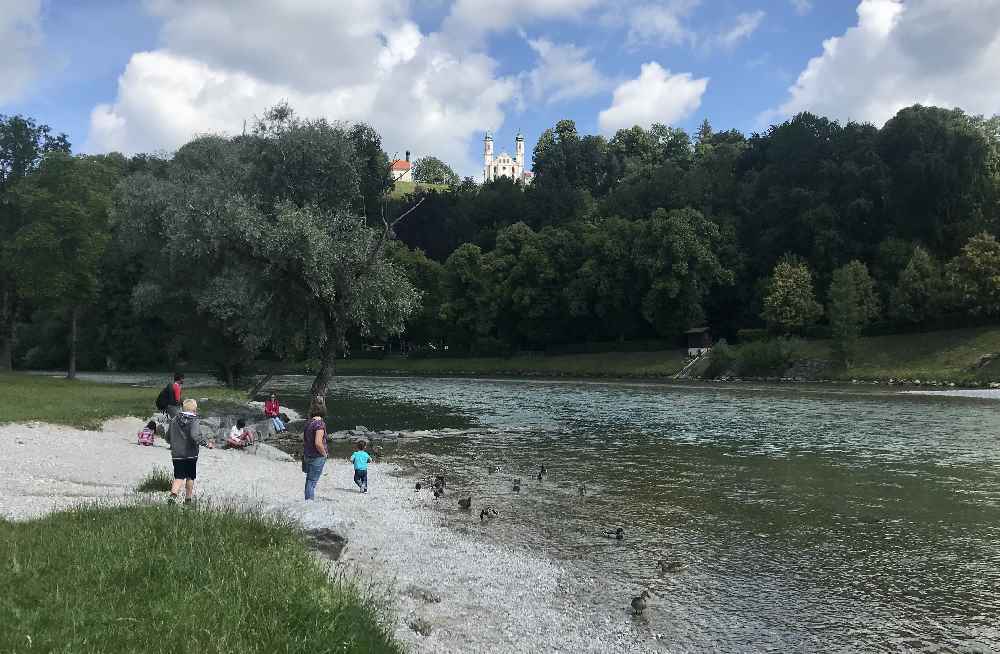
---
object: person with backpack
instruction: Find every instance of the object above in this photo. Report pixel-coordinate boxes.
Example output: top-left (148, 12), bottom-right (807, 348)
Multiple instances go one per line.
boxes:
top-left (167, 398), bottom-right (213, 504)
top-left (156, 373), bottom-right (184, 418)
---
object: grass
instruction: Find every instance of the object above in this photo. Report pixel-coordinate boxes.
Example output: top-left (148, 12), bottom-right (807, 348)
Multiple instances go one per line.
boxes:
top-left (336, 349), bottom-right (690, 379)
top-left (797, 326), bottom-right (1000, 382)
top-left (0, 503), bottom-right (403, 654)
top-left (389, 181), bottom-right (450, 198)
top-left (0, 373), bottom-right (245, 429)
top-left (135, 467), bottom-right (173, 493)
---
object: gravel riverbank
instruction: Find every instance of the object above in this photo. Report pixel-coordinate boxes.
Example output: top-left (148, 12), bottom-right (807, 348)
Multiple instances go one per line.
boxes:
top-left (0, 419), bottom-right (661, 654)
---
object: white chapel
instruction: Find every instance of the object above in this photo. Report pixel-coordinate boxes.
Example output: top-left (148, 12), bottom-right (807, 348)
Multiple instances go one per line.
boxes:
top-left (483, 132), bottom-right (533, 184)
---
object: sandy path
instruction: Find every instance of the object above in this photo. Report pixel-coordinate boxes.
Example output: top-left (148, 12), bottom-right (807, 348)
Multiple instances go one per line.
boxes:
top-left (0, 419), bottom-right (662, 654)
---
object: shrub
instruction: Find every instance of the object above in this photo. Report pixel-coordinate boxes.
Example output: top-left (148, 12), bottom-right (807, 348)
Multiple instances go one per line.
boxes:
top-left (736, 328), bottom-right (768, 343)
top-left (736, 338), bottom-right (801, 376)
top-left (703, 339), bottom-right (736, 378)
top-left (135, 467), bottom-right (172, 493)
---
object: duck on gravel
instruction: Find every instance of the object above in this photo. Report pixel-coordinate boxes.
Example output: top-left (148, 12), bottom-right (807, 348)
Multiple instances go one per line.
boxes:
top-left (434, 475), bottom-right (446, 490)
top-left (415, 482), bottom-right (422, 491)
top-left (458, 496), bottom-right (472, 510)
top-left (480, 505), bottom-right (500, 522)
top-left (631, 590), bottom-right (651, 616)
top-left (602, 527), bottom-right (625, 540)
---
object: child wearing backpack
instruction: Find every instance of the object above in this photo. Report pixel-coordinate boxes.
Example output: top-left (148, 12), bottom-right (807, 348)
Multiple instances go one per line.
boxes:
top-left (137, 420), bottom-right (157, 446)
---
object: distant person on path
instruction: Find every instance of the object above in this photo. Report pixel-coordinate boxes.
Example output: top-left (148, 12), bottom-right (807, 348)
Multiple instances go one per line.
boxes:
top-left (137, 420), bottom-right (156, 446)
top-left (226, 419), bottom-right (254, 449)
top-left (264, 393), bottom-right (286, 433)
top-left (156, 373), bottom-right (184, 418)
top-left (167, 398), bottom-right (213, 504)
top-left (302, 396), bottom-right (328, 500)
top-left (350, 440), bottom-right (371, 493)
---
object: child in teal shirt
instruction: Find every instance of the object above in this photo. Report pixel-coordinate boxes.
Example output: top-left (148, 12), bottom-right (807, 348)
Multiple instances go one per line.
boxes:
top-left (350, 441), bottom-right (371, 493)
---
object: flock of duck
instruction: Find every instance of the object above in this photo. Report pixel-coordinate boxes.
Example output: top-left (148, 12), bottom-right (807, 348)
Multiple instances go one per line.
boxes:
top-left (414, 463), bottom-right (684, 616)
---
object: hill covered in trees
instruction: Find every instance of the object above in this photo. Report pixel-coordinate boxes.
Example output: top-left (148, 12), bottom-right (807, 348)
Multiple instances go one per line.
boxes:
top-left (2, 103), bottom-right (999, 382)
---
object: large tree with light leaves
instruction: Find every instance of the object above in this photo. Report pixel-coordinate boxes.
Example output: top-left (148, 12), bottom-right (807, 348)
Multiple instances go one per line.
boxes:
top-left (115, 105), bottom-right (420, 395)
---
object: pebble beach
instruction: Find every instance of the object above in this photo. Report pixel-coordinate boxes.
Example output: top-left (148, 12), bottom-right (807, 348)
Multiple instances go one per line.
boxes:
top-left (0, 418), bottom-right (661, 654)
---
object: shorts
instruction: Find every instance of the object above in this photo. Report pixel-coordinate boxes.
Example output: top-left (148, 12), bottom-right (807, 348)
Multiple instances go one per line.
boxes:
top-left (172, 458), bottom-right (198, 480)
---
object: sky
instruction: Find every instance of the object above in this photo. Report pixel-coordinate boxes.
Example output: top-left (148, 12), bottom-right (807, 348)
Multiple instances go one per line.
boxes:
top-left (3, 0), bottom-right (1000, 178)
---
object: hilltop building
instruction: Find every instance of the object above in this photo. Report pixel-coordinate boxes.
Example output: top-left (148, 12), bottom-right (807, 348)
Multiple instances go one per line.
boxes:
top-left (391, 150), bottom-right (413, 183)
top-left (484, 132), bottom-right (533, 184)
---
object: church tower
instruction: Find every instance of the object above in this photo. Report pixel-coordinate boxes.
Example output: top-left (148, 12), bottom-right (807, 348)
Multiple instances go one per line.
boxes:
top-left (483, 132), bottom-right (494, 182)
top-left (515, 132), bottom-right (525, 167)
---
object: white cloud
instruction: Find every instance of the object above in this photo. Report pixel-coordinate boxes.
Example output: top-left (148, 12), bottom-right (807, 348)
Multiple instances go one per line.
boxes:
top-left (774, 0), bottom-right (1000, 126)
top-left (86, 2), bottom-right (519, 176)
top-left (598, 62), bottom-right (708, 134)
top-left (443, 0), bottom-right (601, 42)
top-left (625, 1), bottom-right (700, 47)
top-left (0, 0), bottom-right (44, 105)
top-left (710, 10), bottom-right (765, 50)
top-left (524, 38), bottom-right (608, 104)
top-left (790, 0), bottom-right (813, 15)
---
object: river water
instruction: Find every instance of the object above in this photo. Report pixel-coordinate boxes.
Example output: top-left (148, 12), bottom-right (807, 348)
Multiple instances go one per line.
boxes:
top-left (270, 376), bottom-right (1000, 652)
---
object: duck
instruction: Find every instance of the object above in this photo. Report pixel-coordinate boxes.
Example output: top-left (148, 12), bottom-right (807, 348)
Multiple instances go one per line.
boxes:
top-left (480, 504), bottom-right (500, 522)
top-left (579, 484), bottom-right (587, 497)
top-left (433, 488), bottom-right (442, 499)
top-left (630, 590), bottom-right (651, 616)
top-left (659, 559), bottom-right (684, 573)
top-left (492, 465), bottom-right (502, 474)
top-left (512, 478), bottom-right (521, 493)
top-left (602, 527), bottom-right (625, 540)
top-left (433, 475), bottom-right (446, 490)
top-left (458, 496), bottom-right (472, 510)
top-left (414, 482), bottom-right (422, 491)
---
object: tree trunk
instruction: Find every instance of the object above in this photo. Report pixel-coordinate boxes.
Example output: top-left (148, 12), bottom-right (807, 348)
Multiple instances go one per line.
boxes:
top-left (68, 305), bottom-right (80, 380)
top-left (310, 307), bottom-right (345, 399)
top-left (224, 363), bottom-right (235, 388)
top-left (0, 288), bottom-right (13, 371)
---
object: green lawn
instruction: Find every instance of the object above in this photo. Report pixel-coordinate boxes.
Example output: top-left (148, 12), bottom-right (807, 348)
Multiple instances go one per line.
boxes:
top-left (0, 373), bottom-right (244, 429)
top-left (389, 181), bottom-right (450, 198)
top-left (336, 349), bottom-right (689, 379)
top-left (0, 504), bottom-right (402, 654)
top-left (797, 326), bottom-right (1000, 382)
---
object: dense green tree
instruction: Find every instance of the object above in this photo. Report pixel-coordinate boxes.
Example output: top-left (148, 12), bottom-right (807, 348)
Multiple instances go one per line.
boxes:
top-left (117, 108), bottom-right (420, 394)
top-left (890, 246), bottom-right (947, 324)
top-left (7, 153), bottom-right (121, 378)
top-left (411, 156), bottom-right (459, 186)
top-left (440, 243), bottom-right (495, 348)
top-left (828, 261), bottom-right (880, 366)
top-left (0, 115), bottom-right (70, 370)
top-left (948, 232), bottom-right (1000, 317)
top-left (762, 258), bottom-right (823, 334)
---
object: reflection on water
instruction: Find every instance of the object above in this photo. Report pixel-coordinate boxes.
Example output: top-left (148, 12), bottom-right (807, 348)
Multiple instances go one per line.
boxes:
top-left (274, 376), bottom-right (1000, 652)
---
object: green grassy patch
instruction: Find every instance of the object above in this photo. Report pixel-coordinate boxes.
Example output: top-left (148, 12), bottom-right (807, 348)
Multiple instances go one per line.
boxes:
top-left (336, 350), bottom-right (689, 379)
top-left (0, 504), bottom-right (402, 654)
top-left (0, 373), bottom-right (244, 429)
top-left (797, 326), bottom-right (1000, 382)
top-left (135, 467), bottom-right (173, 493)
top-left (389, 181), bottom-right (450, 198)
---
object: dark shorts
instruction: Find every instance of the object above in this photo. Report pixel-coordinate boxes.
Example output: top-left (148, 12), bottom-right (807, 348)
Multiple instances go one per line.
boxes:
top-left (172, 458), bottom-right (198, 480)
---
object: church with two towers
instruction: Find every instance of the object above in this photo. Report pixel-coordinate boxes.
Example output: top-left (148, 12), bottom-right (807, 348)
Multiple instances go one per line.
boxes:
top-left (483, 132), bottom-right (533, 184)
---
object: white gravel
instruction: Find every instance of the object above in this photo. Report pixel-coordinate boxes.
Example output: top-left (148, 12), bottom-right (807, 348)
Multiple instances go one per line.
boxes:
top-left (0, 419), bottom-right (663, 654)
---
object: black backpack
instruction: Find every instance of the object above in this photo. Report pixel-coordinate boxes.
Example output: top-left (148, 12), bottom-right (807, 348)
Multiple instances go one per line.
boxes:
top-left (155, 384), bottom-right (172, 411)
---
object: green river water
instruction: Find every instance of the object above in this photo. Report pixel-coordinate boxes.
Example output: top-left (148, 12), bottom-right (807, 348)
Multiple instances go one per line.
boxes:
top-left (270, 376), bottom-right (1000, 652)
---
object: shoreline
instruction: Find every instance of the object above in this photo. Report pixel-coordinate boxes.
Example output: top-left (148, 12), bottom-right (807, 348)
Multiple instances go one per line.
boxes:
top-left (0, 418), bottom-right (660, 653)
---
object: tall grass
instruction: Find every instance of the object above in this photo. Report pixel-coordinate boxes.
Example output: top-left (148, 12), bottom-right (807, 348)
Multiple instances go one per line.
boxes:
top-left (136, 467), bottom-right (173, 493)
top-left (0, 503), bottom-right (402, 654)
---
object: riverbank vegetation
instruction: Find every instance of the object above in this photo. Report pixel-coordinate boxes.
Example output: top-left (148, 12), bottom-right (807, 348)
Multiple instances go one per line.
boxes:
top-left (0, 504), bottom-right (402, 654)
top-left (2, 104), bottom-right (1000, 387)
top-left (0, 373), bottom-right (241, 429)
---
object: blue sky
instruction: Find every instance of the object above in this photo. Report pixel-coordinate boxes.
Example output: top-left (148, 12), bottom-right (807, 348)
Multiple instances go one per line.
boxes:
top-left (3, 1), bottom-right (999, 177)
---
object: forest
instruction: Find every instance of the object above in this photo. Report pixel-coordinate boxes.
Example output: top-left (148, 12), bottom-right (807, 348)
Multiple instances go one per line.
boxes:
top-left (2, 103), bottom-right (999, 383)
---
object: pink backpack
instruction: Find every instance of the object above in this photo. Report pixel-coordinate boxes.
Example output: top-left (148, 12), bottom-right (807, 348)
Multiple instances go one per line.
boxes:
top-left (138, 427), bottom-right (155, 446)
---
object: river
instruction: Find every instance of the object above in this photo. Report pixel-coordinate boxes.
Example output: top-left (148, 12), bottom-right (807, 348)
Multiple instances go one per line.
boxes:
top-left (270, 376), bottom-right (1000, 652)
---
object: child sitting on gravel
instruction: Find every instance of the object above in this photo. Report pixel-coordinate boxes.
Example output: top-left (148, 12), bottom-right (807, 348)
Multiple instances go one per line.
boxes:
top-left (226, 419), bottom-right (254, 449)
top-left (350, 440), bottom-right (371, 493)
top-left (137, 420), bottom-right (156, 446)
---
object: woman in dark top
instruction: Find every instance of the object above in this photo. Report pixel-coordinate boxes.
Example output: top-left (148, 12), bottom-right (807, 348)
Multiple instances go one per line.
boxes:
top-left (302, 395), bottom-right (328, 500)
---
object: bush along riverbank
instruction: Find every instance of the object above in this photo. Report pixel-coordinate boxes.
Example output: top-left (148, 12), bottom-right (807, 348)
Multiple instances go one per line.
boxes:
top-left (0, 503), bottom-right (403, 654)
